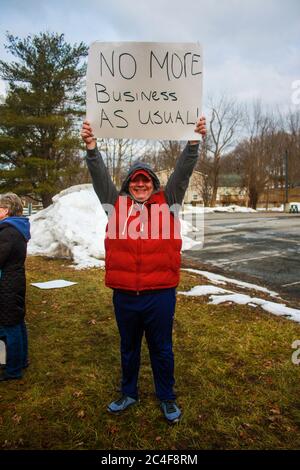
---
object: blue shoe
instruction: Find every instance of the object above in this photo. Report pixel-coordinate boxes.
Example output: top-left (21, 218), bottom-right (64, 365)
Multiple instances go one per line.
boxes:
top-left (160, 400), bottom-right (182, 423)
top-left (107, 395), bottom-right (138, 413)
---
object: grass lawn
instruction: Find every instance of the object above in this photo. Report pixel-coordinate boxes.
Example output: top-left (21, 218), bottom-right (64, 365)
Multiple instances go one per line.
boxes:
top-left (0, 256), bottom-right (300, 450)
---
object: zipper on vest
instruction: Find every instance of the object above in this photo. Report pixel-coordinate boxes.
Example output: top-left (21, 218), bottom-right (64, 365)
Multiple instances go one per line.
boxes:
top-left (140, 201), bottom-right (146, 233)
top-left (121, 200), bottom-right (134, 236)
top-left (136, 232), bottom-right (141, 292)
top-left (136, 202), bottom-right (146, 291)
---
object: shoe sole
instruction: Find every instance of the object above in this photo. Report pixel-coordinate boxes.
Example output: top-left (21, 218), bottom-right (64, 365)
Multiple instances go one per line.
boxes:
top-left (167, 417), bottom-right (181, 424)
top-left (160, 405), bottom-right (182, 424)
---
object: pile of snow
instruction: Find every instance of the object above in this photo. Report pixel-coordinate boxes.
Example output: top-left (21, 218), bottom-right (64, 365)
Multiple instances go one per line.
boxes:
top-left (28, 184), bottom-right (200, 268)
top-left (182, 204), bottom-right (256, 214)
top-left (257, 205), bottom-right (284, 212)
top-left (28, 185), bottom-right (106, 269)
top-left (205, 204), bottom-right (257, 213)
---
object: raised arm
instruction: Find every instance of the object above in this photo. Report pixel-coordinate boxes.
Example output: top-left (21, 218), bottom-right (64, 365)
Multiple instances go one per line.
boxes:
top-left (81, 121), bottom-right (118, 207)
top-left (164, 116), bottom-right (206, 208)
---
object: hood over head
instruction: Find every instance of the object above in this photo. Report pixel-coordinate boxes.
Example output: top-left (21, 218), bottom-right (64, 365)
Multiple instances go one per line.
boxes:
top-left (120, 161), bottom-right (160, 196)
top-left (0, 216), bottom-right (31, 241)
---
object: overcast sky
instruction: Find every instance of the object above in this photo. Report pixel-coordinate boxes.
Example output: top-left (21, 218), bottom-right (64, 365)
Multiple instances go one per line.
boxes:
top-left (1, 0), bottom-right (299, 110)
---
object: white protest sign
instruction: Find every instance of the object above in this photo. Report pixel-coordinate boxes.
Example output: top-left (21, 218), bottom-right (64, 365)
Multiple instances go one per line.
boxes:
top-left (86, 42), bottom-right (203, 141)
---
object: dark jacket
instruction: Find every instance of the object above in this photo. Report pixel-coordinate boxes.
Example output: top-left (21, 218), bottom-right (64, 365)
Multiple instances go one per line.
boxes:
top-left (0, 217), bottom-right (31, 326)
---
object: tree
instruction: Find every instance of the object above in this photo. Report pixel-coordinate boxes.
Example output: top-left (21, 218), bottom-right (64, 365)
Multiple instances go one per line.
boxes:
top-left (98, 138), bottom-right (149, 189)
top-left (206, 95), bottom-right (242, 206)
top-left (0, 32), bottom-right (88, 207)
top-left (284, 110), bottom-right (300, 188)
top-left (157, 141), bottom-right (185, 172)
top-left (195, 134), bottom-right (214, 206)
top-left (227, 103), bottom-right (287, 209)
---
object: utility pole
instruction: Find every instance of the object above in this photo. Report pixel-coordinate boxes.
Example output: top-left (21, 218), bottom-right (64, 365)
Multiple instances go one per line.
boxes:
top-left (284, 149), bottom-right (289, 212)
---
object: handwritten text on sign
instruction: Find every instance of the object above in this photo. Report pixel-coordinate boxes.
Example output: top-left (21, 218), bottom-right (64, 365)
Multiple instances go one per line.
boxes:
top-left (86, 42), bottom-right (203, 140)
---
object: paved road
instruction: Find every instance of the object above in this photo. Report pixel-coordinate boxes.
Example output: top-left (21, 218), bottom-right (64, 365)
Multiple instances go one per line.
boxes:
top-left (183, 212), bottom-right (300, 303)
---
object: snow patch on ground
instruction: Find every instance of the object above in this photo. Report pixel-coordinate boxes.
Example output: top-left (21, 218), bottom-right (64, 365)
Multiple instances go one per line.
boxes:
top-left (180, 268), bottom-right (300, 323)
top-left (183, 268), bottom-right (280, 298)
top-left (182, 204), bottom-right (257, 214)
top-left (179, 286), bottom-right (300, 323)
top-left (211, 291), bottom-right (300, 323)
top-left (179, 276), bottom-right (300, 323)
top-left (209, 293), bottom-right (253, 305)
top-left (178, 285), bottom-right (232, 296)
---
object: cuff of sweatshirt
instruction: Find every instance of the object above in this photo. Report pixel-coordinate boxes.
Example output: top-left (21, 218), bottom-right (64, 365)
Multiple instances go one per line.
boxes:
top-left (85, 146), bottom-right (99, 159)
top-left (187, 142), bottom-right (200, 155)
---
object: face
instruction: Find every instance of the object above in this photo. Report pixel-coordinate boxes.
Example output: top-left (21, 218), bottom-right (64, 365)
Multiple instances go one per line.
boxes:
top-left (129, 174), bottom-right (154, 202)
top-left (0, 207), bottom-right (9, 221)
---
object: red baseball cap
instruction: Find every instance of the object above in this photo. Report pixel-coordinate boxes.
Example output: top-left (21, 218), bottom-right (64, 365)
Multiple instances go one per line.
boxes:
top-left (130, 169), bottom-right (152, 182)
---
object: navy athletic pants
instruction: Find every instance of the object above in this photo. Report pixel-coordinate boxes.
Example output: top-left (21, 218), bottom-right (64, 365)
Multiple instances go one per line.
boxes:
top-left (113, 288), bottom-right (176, 401)
top-left (0, 320), bottom-right (28, 378)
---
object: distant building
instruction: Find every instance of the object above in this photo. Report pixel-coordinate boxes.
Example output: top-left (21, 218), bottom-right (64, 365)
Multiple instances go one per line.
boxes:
top-left (156, 169), bottom-right (204, 204)
top-left (156, 169), bottom-right (251, 206)
top-left (20, 196), bottom-right (43, 215)
top-left (216, 186), bottom-right (248, 206)
top-left (258, 186), bottom-right (300, 208)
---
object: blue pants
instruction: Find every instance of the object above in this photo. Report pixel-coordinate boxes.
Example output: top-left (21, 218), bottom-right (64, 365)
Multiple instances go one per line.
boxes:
top-left (113, 288), bottom-right (176, 401)
top-left (0, 321), bottom-right (28, 378)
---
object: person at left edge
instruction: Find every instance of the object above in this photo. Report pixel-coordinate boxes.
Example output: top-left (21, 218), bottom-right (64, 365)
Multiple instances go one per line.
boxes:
top-left (0, 193), bottom-right (31, 381)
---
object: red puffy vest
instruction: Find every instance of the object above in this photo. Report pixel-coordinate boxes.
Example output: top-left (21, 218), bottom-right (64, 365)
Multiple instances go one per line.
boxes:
top-left (105, 191), bottom-right (182, 291)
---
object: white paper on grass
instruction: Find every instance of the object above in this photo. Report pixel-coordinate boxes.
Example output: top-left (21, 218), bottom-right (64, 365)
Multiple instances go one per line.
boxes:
top-left (86, 41), bottom-right (203, 140)
top-left (31, 280), bottom-right (77, 289)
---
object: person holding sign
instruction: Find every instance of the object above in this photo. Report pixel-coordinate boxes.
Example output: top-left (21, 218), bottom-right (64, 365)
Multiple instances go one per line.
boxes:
top-left (81, 117), bottom-right (206, 423)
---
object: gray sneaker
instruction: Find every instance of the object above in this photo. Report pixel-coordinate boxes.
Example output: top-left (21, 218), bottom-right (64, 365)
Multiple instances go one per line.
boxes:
top-left (160, 400), bottom-right (182, 423)
top-left (107, 395), bottom-right (138, 413)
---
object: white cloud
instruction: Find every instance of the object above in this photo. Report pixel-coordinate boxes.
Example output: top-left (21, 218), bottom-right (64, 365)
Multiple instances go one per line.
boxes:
top-left (0, 0), bottom-right (299, 108)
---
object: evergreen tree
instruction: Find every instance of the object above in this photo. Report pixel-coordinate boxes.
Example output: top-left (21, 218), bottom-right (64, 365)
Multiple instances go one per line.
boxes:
top-left (0, 32), bottom-right (88, 207)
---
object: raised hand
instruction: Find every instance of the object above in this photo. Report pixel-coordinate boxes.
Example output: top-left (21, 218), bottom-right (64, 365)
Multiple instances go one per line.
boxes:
top-left (189, 116), bottom-right (206, 145)
top-left (195, 116), bottom-right (206, 137)
top-left (81, 120), bottom-right (97, 150)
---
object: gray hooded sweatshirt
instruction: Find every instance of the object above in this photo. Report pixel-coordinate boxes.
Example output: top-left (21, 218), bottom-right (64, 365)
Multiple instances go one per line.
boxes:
top-left (85, 143), bottom-right (200, 212)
